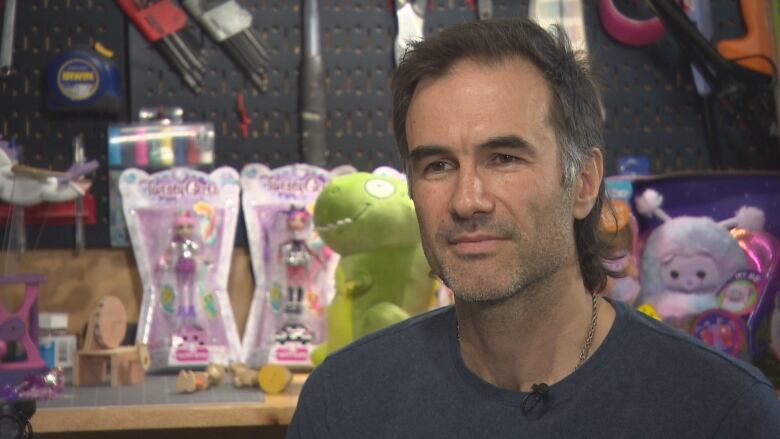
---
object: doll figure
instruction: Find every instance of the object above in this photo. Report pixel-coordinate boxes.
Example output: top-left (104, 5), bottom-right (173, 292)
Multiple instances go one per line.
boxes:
top-left (161, 210), bottom-right (209, 330)
top-left (278, 207), bottom-right (320, 315)
top-left (599, 199), bottom-right (640, 304)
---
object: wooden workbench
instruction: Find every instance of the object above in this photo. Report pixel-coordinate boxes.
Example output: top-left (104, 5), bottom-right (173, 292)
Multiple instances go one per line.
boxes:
top-left (32, 373), bottom-right (307, 435)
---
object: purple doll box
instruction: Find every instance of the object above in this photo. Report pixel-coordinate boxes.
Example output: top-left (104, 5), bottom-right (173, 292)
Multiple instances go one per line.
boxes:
top-left (625, 172), bottom-right (780, 363)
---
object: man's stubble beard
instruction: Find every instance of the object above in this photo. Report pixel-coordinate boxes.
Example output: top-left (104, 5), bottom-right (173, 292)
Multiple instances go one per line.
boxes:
top-left (419, 191), bottom-right (575, 304)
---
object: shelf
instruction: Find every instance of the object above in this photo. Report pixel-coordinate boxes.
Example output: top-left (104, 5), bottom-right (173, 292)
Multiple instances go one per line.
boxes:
top-left (32, 373), bottom-right (306, 433)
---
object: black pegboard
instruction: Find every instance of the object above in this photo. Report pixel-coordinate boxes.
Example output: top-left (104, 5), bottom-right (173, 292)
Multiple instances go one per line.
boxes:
top-left (1, 0), bottom-right (775, 250)
top-left (0, 0), bottom-right (126, 250)
top-left (584, 0), bottom-right (778, 174)
top-left (125, 0), bottom-right (524, 247)
top-left (126, 0), bottom-right (527, 173)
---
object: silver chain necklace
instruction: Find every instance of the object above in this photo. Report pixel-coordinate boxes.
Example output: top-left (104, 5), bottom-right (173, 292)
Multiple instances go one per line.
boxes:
top-left (457, 293), bottom-right (599, 373)
top-left (575, 293), bottom-right (599, 371)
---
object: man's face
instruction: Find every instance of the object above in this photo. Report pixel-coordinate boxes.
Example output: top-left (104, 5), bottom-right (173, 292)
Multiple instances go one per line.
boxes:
top-left (406, 58), bottom-right (577, 303)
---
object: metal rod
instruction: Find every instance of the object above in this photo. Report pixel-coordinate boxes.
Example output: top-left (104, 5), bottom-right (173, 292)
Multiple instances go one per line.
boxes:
top-left (73, 135), bottom-right (85, 254)
top-left (0, 0), bottom-right (18, 76)
top-left (301, 0), bottom-right (327, 166)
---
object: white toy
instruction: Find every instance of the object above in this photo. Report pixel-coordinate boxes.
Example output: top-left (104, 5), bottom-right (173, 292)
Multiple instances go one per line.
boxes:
top-left (635, 189), bottom-right (763, 319)
top-left (0, 137), bottom-right (98, 206)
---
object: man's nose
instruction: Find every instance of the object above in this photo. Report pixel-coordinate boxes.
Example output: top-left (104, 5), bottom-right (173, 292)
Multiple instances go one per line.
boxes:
top-left (449, 168), bottom-right (494, 219)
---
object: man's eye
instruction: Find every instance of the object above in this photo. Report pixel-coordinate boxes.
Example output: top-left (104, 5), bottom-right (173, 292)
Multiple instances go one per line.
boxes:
top-left (493, 154), bottom-right (517, 164)
top-left (424, 161), bottom-right (452, 173)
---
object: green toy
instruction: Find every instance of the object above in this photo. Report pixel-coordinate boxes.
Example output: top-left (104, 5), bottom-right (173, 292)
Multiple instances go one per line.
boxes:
top-left (310, 170), bottom-right (437, 365)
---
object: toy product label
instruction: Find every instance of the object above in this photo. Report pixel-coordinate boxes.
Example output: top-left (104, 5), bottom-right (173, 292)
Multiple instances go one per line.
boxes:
top-left (120, 167), bottom-right (242, 371)
top-left (605, 178), bottom-right (634, 200)
top-left (692, 309), bottom-right (747, 357)
top-left (240, 164), bottom-right (349, 369)
top-left (249, 166), bottom-right (328, 201)
top-left (57, 58), bottom-right (100, 101)
top-left (716, 270), bottom-right (761, 316)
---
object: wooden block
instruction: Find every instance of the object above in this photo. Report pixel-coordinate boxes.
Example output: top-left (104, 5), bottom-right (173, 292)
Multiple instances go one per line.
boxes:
top-left (111, 350), bottom-right (144, 386)
top-left (74, 355), bottom-right (109, 387)
top-left (74, 347), bottom-right (146, 387)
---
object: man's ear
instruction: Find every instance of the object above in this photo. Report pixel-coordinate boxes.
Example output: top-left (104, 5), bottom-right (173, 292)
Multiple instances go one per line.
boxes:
top-left (572, 148), bottom-right (604, 220)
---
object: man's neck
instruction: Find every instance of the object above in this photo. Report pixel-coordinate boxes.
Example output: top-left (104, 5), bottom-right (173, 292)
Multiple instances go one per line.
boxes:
top-left (453, 264), bottom-right (615, 392)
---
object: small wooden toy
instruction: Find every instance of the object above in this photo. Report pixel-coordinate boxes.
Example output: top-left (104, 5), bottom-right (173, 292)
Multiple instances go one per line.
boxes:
top-left (73, 296), bottom-right (150, 386)
top-left (176, 363), bottom-right (226, 393)
top-left (205, 362), bottom-right (225, 385)
top-left (176, 370), bottom-right (209, 393)
top-left (258, 364), bottom-right (292, 394)
top-left (229, 362), bottom-right (259, 388)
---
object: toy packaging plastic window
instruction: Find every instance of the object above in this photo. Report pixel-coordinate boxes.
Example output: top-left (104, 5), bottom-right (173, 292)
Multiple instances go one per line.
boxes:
top-left (107, 121), bottom-right (215, 247)
top-left (241, 164), bottom-right (351, 369)
top-left (633, 182), bottom-right (780, 361)
top-left (120, 167), bottom-right (242, 370)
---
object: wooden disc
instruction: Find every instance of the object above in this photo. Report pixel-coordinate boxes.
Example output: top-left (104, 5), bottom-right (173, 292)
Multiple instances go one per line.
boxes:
top-left (258, 364), bottom-right (292, 394)
top-left (137, 343), bottom-right (151, 371)
top-left (93, 296), bottom-right (127, 349)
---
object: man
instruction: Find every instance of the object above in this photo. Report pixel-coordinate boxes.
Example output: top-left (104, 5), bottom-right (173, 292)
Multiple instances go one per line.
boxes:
top-left (288, 18), bottom-right (780, 438)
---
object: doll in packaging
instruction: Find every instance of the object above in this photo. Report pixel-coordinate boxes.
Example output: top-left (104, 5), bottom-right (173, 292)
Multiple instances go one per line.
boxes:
top-left (241, 164), bottom-right (352, 369)
top-left (120, 167), bottom-right (242, 370)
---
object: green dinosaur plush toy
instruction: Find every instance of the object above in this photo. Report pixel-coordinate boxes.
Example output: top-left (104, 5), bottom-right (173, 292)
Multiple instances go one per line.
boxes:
top-left (310, 170), bottom-right (437, 365)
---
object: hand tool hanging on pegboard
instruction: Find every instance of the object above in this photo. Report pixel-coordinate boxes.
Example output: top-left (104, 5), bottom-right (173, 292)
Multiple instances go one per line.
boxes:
top-left (183, 0), bottom-right (271, 93)
top-left (117, 0), bottom-right (207, 94)
top-left (0, 0), bottom-right (17, 77)
top-left (645, 0), bottom-right (778, 168)
top-left (300, 0), bottom-right (327, 166)
top-left (44, 43), bottom-right (122, 114)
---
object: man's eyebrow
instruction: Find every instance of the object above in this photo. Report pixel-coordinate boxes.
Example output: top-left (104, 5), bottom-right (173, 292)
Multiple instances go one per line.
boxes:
top-left (407, 145), bottom-right (451, 163)
top-left (479, 135), bottom-right (534, 154)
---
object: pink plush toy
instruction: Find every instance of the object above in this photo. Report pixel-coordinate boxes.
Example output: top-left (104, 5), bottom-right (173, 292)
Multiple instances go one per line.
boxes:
top-left (635, 189), bottom-right (764, 320)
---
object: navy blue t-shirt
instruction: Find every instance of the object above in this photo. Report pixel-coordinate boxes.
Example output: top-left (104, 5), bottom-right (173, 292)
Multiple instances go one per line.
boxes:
top-left (288, 301), bottom-right (780, 438)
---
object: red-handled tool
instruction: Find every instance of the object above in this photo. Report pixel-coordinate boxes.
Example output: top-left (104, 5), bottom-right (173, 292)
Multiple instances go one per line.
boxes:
top-left (116, 0), bottom-right (206, 93)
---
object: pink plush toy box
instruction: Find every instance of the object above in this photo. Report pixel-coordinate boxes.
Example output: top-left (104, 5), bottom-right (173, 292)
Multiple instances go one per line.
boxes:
top-left (620, 172), bottom-right (780, 383)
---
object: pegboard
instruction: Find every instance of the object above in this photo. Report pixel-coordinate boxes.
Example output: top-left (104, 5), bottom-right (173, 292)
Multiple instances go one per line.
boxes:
top-left (126, 0), bottom-right (527, 173)
top-left (584, 0), bottom-right (778, 174)
top-left (0, 0), bottom-right (126, 250)
top-left (125, 0), bottom-right (525, 247)
top-left (1, 0), bottom-right (775, 250)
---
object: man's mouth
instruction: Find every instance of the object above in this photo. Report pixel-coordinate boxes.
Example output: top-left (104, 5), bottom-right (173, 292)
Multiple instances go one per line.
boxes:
top-left (448, 234), bottom-right (508, 255)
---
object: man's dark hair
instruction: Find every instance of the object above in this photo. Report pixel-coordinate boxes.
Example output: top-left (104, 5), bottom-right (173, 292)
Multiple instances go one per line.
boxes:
top-left (391, 17), bottom-right (615, 293)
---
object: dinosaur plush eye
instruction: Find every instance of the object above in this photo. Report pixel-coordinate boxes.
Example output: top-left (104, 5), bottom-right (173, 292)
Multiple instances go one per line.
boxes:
top-left (364, 179), bottom-right (395, 199)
